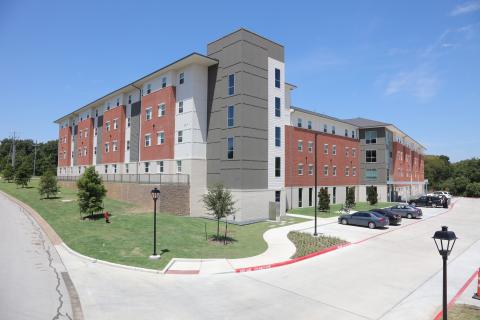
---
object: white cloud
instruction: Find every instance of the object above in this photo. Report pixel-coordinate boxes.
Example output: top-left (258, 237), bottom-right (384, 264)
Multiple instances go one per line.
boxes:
top-left (450, 1), bottom-right (480, 16)
top-left (385, 67), bottom-right (440, 100)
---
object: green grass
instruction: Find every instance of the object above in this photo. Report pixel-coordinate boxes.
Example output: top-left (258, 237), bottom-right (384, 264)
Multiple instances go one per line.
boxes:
top-left (288, 202), bottom-right (397, 218)
top-left (287, 231), bottom-right (348, 258)
top-left (449, 304), bottom-right (480, 320)
top-left (0, 180), bottom-right (306, 270)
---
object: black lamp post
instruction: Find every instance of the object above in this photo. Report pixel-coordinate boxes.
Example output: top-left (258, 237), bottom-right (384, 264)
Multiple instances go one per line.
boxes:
top-left (149, 187), bottom-right (161, 260)
top-left (433, 226), bottom-right (458, 320)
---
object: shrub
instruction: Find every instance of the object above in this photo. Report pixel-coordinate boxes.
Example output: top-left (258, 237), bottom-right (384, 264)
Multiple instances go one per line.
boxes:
top-left (77, 166), bottom-right (107, 217)
top-left (345, 186), bottom-right (356, 208)
top-left (14, 161), bottom-right (32, 188)
top-left (2, 164), bottom-right (15, 182)
top-left (367, 185), bottom-right (378, 205)
top-left (287, 231), bottom-right (348, 259)
top-left (39, 170), bottom-right (59, 199)
top-left (202, 184), bottom-right (236, 239)
top-left (318, 187), bottom-right (330, 211)
top-left (465, 182), bottom-right (480, 197)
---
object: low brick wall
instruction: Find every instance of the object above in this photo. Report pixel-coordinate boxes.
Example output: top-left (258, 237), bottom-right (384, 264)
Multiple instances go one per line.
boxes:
top-left (59, 181), bottom-right (190, 215)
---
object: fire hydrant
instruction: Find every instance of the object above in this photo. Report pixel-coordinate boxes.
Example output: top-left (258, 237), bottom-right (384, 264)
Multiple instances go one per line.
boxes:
top-left (104, 211), bottom-right (110, 223)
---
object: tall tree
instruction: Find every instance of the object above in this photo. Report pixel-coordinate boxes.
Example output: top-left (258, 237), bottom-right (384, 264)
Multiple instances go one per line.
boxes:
top-left (77, 166), bottom-right (107, 217)
top-left (345, 186), bottom-right (356, 208)
top-left (2, 164), bottom-right (15, 182)
top-left (318, 187), bottom-right (330, 211)
top-left (367, 186), bottom-right (378, 205)
top-left (202, 184), bottom-right (236, 239)
top-left (14, 161), bottom-right (32, 188)
top-left (39, 170), bottom-right (59, 199)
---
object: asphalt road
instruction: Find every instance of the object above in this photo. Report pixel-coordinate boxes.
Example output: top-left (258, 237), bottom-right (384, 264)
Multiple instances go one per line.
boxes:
top-left (0, 193), bottom-right (73, 320)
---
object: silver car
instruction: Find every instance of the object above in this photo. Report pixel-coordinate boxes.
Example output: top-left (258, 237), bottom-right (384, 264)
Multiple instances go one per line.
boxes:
top-left (338, 211), bottom-right (390, 229)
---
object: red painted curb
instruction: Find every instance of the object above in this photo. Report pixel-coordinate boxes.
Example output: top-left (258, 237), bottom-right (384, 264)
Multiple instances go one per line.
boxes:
top-left (235, 243), bottom-right (351, 273)
top-left (433, 269), bottom-right (479, 320)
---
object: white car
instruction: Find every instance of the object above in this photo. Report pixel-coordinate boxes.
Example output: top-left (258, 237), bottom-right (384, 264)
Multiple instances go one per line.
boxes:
top-left (430, 191), bottom-right (452, 199)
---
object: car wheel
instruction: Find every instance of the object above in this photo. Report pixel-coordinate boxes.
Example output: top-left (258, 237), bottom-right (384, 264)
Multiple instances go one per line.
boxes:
top-left (407, 213), bottom-right (413, 219)
top-left (341, 218), bottom-right (348, 225)
top-left (368, 222), bottom-right (375, 229)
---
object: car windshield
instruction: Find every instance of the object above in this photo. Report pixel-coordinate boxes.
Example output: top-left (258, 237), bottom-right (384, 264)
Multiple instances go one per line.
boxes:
top-left (371, 212), bottom-right (384, 218)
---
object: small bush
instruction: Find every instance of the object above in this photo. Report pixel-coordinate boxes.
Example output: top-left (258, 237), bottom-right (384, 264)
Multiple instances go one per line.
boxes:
top-left (345, 186), bottom-right (356, 208)
top-left (287, 231), bottom-right (348, 259)
top-left (465, 182), bottom-right (480, 197)
top-left (318, 187), bottom-right (330, 211)
top-left (367, 185), bottom-right (378, 205)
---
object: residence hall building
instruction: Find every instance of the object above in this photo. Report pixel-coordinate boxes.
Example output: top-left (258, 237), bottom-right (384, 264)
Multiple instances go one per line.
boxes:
top-left (55, 28), bottom-right (426, 221)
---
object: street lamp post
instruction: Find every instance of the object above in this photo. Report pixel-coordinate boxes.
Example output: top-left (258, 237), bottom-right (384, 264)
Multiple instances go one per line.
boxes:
top-left (149, 187), bottom-right (161, 260)
top-left (432, 226), bottom-right (458, 320)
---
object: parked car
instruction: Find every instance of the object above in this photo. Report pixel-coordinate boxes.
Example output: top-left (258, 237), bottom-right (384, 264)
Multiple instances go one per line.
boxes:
top-left (428, 191), bottom-right (452, 199)
top-left (408, 195), bottom-right (443, 207)
top-left (389, 204), bottom-right (423, 219)
top-left (338, 211), bottom-right (389, 229)
top-left (369, 208), bottom-right (402, 225)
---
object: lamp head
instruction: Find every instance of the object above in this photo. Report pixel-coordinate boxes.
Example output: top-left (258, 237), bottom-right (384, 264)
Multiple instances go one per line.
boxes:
top-left (433, 226), bottom-right (457, 257)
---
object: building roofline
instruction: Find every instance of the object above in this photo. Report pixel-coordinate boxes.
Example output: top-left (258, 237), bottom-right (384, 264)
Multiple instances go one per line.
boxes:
top-left (206, 28), bottom-right (284, 48)
top-left (290, 106), bottom-right (357, 127)
top-left (54, 52), bottom-right (218, 124)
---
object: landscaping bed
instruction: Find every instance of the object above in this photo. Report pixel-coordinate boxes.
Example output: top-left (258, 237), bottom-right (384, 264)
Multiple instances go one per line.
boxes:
top-left (0, 180), bottom-right (306, 270)
top-left (448, 304), bottom-right (480, 320)
top-left (287, 231), bottom-right (348, 259)
top-left (288, 202), bottom-right (396, 218)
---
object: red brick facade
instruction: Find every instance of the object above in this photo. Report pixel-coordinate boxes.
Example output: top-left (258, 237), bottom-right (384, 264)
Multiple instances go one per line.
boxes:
top-left (392, 142), bottom-right (425, 184)
top-left (285, 126), bottom-right (360, 187)
top-left (140, 86), bottom-right (176, 161)
top-left (76, 118), bottom-right (94, 166)
top-left (58, 126), bottom-right (71, 167)
top-left (102, 106), bottom-right (126, 164)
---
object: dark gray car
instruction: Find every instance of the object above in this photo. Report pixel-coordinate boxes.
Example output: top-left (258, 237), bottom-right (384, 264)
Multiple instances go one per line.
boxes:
top-left (389, 204), bottom-right (423, 219)
top-left (338, 211), bottom-right (389, 229)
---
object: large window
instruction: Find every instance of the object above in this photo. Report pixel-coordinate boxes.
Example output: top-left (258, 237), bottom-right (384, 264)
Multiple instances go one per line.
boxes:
top-left (145, 134), bottom-right (151, 147)
top-left (332, 166), bottom-right (337, 176)
top-left (323, 124), bottom-right (327, 133)
top-left (176, 160), bottom-right (182, 173)
top-left (308, 141), bottom-right (313, 153)
top-left (345, 166), bottom-right (350, 176)
top-left (332, 145), bottom-right (337, 155)
top-left (307, 120), bottom-right (312, 130)
top-left (308, 164), bottom-right (314, 175)
top-left (105, 143), bottom-right (109, 153)
top-left (345, 129), bottom-right (348, 137)
top-left (366, 150), bottom-right (377, 163)
top-left (366, 130), bottom-right (377, 144)
top-left (144, 162), bottom-right (150, 173)
top-left (275, 97), bottom-right (281, 117)
top-left (275, 68), bottom-right (281, 88)
top-left (177, 131), bottom-right (183, 143)
top-left (179, 72), bottom-right (184, 85)
top-left (228, 74), bottom-right (235, 95)
top-left (298, 188), bottom-right (303, 207)
top-left (157, 131), bottom-right (165, 145)
top-left (332, 125), bottom-right (336, 135)
top-left (323, 165), bottom-right (329, 176)
top-left (112, 141), bottom-right (118, 152)
top-left (113, 119), bottom-right (118, 130)
top-left (297, 140), bottom-right (303, 152)
top-left (275, 127), bottom-right (281, 147)
top-left (146, 84), bottom-right (151, 94)
top-left (158, 103), bottom-right (166, 117)
top-left (161, 77), bottom-right (167, 88)
top-left (297, 163), bottom-right (303, 175)
top-left (227, 105), bottom-right (234, 127)
top-left (365, 169), bottom-right (378, 180)
top-left (324, 144), bottom-right (328, 154)
top-left (275, 157), bottom-right (281, 177)
top-left (146, 107), bottom-right (152, 120)
top-left (227, 137), bottom-right (234, 159)
top-left (157, 161), bottom-right (164, 173)
top-left (297, 118), bottom-right (303, 128)
top-left (178, 101), bottom-right (184, 114)
top-left (105, 121), bottom-right (110, 131)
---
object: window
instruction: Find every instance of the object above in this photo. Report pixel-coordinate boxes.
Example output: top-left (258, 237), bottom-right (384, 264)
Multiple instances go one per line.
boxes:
top-left (228, 74), bottom-right (235, 95)
top-left (309, 188), bottom-right (313, 206)
top-left (157, 131), bottom-right (165, 145)
top-left (128, 95), bottom-right (132, 104)
top-left (83, 147), bottom-right (87, 156)
top-left (144, 162), bottom-right (150, 173)
top-left (157, 161), bottom-right (164, 173)
top-left (297, 140), bottom-right (303, 152)
top-left (125, 164), bottom-right (129, 174)
top-left (158, 103), bottom-right (165, 117)
top-left (297, 118), bottom-right (303, 128)
top-left (275, 191), bottom-right (281, 203)
top-left (307, 120), bottom-right (312, 130)
top-left (162, 77), bottom-right (167, 88)
top-left (113, 164), bottom-right (117, 173)
top-left (308, 164), bottom-right (314, 175)
top-left (179, 72), bottom-right (184, 85)
top-left (345, 166), bottom-right (350, 176)
top-left (104, 165), bottom-right (108, 173)
top-left (112, 141), bottom-right (118, 152)
top-left (127, 117), bottom-right (130, 127)
top-left (298, 188), bottom-right (303, 207)
top-left (365, 168), bottom-right (378, 180)
top-left (323, 124), bottom-right (327, 133)
top-left (126, 140), bottom-right (130, 150)
top-left (345, 147), bottom-right (349, 157)
top-left (366, 130), bottom-right (377, 144)
top-left (275, 68), bottom-right (281, 88)
top-left (85, 130), bottom-right (88, 138)
top-left (113, 119), bottom-right (118, 130)
top-left (146, 84), bottom-right (151, 94)
top-left (177, 131), bottom-right (183, 143)
top-left (227, 137), bottom-right (234, 159)
top-left (332, 126), bottom-right (336, 135)
top-left (352, 167), bottom-right (357, 176)
top-left (275, 127), bottom-right (281, 147)
top-left (323, 165), bottom-right (329, 176)
top-left (324, 144), bottom-right (328, 154)
top-left (94, 128), bottom-right (97, 136)
top-left (345, 129), bottom-right (348, 137)
top-left (332, 145), bottom-right (337, 155)
top-left (227, 105), bottom-right (234, 127)
top-left (145, 134), bottom-right (151, 147)
top-left (275, 157), bottom-right (281, 177)
top-left (176, 160), bottom-right (182, 173)
top-left (351, 130), bottom-right (355, 139)
top-left (146, 107), bottom-right (152, 120)
top-left (352, 148), bottom-right (356, 157)
top-left (366, 150), bottom-right (377, 163)
top-left (308, 141), bottom-right (313, 153)
top-left (107, 102), bottom-right (111, 110)
top-left (105, 143), bottom-right (109, 153)
top-left (297, 163), bottom-right (303, 175)
top-left (116, 98), bottom-right (120, 107)
top-left (275, 97), bottom-right (281, 117)
top-left (95, 109), bottom-right (98, 117)
top-left (178, 101), bottom-right (184, 114)
top-left (333, 166), bottom-right (337, 176)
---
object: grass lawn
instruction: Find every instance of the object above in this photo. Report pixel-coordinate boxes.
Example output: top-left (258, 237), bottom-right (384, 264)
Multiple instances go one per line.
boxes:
top-left (288, 202), bottom-right (397, 218)
top-left (287, 231), bottom-right (348, 258)
top-left (449, 304), bottom-right (480, 320)
top-left (0, 179), bottom-right (306, 270)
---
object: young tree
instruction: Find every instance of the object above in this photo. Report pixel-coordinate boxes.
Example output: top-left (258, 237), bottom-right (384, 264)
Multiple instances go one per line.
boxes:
top-left (367, 185), bottom-right (378, 205)
top-left (2, 164), bottom-right (15, 182)
top-left (14, 161), bottom-right (32, 188)
top-left (345, 186), bottom-right (356, 209)
top-left (202, 184), bottom-right (236, 239)
top-left (77, 166), bottom-right (107, 217)
top-left (39, 170), bottom-right (59, 199)
top-left (318, 187), bottom-right (330, 211)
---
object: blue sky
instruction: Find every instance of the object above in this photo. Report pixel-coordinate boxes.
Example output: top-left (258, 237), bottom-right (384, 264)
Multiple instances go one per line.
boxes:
top-left (0, 0), bottom-right (479, 161)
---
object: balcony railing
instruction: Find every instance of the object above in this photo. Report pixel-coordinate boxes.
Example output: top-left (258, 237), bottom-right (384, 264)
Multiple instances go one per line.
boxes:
top-left (58, 173), bottom-right (189, 185)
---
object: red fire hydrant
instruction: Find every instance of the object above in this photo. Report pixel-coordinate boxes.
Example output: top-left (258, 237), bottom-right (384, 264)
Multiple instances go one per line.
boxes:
top-left (104, 211), bottom-right (110, 223)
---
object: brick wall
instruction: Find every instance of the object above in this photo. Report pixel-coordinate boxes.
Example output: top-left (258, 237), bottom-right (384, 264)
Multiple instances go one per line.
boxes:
top-left (59, 181), bottom-right (190, 215)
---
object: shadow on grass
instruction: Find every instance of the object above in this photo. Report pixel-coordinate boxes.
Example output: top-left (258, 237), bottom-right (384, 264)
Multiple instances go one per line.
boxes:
top-left (41, 196), bottom-right (62, 200)
top-left (209, 235), bottom-right (237, 245)
top-left (82, 213), bottom-right (114, 221)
